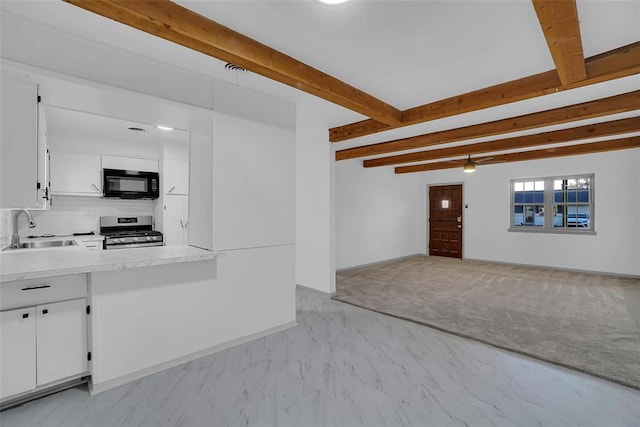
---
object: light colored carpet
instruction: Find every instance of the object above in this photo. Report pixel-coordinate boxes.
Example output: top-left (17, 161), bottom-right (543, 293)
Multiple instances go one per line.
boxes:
top-left (334, 255), bottom-right (640, 390)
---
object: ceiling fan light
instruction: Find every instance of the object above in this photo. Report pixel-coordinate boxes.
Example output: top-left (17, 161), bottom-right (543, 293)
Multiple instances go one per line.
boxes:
top-left (463, 156), bottom-right (476, 173)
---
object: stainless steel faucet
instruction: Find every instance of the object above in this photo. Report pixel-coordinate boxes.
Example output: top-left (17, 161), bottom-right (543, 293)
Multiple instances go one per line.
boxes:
top-left (10, 209), bottom-right (36, 249)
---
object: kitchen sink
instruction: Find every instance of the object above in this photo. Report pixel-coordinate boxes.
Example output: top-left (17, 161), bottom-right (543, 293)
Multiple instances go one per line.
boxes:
top-left (2, 240), bottom-right (78, 251)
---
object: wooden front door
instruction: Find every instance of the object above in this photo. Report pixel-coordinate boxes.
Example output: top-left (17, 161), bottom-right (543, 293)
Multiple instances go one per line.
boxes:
top-left (429, 184), bottom-right (463, 258)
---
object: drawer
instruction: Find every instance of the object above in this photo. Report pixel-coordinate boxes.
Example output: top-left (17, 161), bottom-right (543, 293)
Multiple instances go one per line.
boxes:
top-left (78, 240), bottom-right (103, 251)
top-left (0, 275), bottom-right (87, 310)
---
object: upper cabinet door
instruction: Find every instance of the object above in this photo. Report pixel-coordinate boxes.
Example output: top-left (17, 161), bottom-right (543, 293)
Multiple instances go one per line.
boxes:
top-left (0, 77), bottom-right (47, 209)
top-left (163, 158), bottom-right (189, 195)
top-left (101, 155), bottom-right (158, 173)
top-left (49, 151), bottom-right (102, 196)
top-left (212, 113), bottom-right (295, 250)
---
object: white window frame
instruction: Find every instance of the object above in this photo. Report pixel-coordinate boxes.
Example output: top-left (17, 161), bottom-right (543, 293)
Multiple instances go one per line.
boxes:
top-left (509, 174), bottom-right (595, 234)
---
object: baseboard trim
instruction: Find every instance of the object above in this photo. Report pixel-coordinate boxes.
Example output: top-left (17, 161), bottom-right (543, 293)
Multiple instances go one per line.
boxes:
top-left (463, 257), bottom-right (640, 279)
top-left (336, 254), bottom-right (426, 273)
top-left (89, 321), bottom-right (298, 395)
top-left (1, 375), bottom-right (89, 411)
top-left (296, 284), bottom-right (336, 298)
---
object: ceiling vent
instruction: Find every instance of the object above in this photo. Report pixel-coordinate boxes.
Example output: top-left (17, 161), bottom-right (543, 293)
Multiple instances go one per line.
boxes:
top-left (225, 63), bottom-right (247, 72)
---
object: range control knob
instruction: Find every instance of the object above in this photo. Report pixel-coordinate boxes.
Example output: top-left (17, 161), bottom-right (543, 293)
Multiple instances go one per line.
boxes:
top-left (113, 239), bottom-right (120, 244)
top-left (146, 236), bottom-right (152, 241)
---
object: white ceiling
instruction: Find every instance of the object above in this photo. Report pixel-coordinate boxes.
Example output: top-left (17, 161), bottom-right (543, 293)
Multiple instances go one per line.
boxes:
top-left (1, 0), bottom-right (639, 152)
top-left (177, 0), bottom-right (638, 110)
top-left (46, 106), bottom-right (190, 144)
top-left (4, 1), bottom-right (639, 109)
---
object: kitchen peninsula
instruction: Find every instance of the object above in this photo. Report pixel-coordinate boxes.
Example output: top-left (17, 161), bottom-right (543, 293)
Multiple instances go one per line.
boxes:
top-left (1, 240), bottom-right (295, 408)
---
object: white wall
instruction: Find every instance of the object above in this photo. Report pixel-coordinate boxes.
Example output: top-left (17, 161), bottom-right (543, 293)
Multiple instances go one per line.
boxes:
top-left (335, 159), bottom-right (420, 269)
top-left (295, 98), bottom-right (336, 293)
top-left (211, 112), bottom-right (296, 251)
top-left (416, 148), bottom-right (640, 276)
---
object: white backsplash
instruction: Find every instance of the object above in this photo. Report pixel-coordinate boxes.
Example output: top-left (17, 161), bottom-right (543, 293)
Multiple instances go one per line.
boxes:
top-left (1, 196), bottom-right (155, 245)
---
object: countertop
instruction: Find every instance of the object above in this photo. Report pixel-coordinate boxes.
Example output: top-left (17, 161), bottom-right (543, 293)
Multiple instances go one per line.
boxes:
top-left (0, 245), bottom-right (218, 282)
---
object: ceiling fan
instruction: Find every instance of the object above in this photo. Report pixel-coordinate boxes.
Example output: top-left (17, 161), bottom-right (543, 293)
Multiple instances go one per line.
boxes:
top-left (462, 155), bottom-right (500, 173)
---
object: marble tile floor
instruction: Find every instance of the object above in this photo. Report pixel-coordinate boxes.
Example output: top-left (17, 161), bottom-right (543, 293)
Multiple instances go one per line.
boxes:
top-left (1, 288), bottom-right (639, 427)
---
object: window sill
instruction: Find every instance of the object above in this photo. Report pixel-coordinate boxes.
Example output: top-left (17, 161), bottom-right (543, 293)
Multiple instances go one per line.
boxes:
top-left (508, 228), bottom-right (596, 236)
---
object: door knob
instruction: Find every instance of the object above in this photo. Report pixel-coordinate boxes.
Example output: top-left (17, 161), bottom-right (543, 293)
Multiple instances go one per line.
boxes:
top-left (457, 225), bottom-right (462, 229)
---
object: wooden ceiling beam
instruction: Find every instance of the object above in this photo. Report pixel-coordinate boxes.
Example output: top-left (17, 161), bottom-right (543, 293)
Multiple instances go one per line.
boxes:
top-left (532, 0), bottom-right (586, 86)
top-left (364, 117), bottom-right (640, 167)
top-left (330, 42), bottom-right (640, 142)
top-left (336, 90), bottom-right (640, 161)
top-left (63, 0), bottom-right (403, 126)
top-left (395, 136), bottom-right (640, 174)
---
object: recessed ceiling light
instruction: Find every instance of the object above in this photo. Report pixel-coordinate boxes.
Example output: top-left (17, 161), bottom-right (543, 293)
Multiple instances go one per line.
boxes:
top-left (156, 125), bottom-right (174, 131)
top-left (315, 0), bottom-right (352, 5)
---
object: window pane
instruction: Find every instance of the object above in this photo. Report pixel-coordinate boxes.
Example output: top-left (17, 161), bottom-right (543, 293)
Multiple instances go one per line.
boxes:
top-left (524, 191), bottom-right (534, 203)
top-left (524, 181), bottom-right (534, 191)
top-left (535, 191), bottom-right (544, 203)
top-left (554, 191), bottom-right (563, 203)
top-left (514, 192), bottom-right (523, 203)
top-left (578, 189), bottom-right (589, 202)
top-left (534, 181), bottom-right (544, 191)
top-left (519, 205), bottom-right (544, 226)
top-left (554, 180), bottom-right (563, 190)
top-left (514, 182), bottom-right (524, 192)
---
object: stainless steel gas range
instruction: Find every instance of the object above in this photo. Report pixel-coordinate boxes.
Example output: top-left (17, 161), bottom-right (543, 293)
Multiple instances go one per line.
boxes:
top-left (100, 215), bottom-right (163, 250)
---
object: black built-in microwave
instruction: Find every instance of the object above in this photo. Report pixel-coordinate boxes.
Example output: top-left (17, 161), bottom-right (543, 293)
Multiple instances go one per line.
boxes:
top-left (103, 169), bottom-right (159, 199)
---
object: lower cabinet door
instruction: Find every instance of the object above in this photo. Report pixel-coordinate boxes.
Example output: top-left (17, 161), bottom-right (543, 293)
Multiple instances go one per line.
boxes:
top-left (0, 307), bottom-right (36, 398)
top-left (36, 299), bottom-right (87, 386)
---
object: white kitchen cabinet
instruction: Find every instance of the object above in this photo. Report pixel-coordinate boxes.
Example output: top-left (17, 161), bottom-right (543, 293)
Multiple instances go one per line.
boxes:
top-left (0, 307), bottom-right (37, 399)
top-left (163, 195), bottom-right (189, 245)
top-left (0, 75), bottom-right (48, 209)
top-left (162, 158), bottom-right (188, 195)
top-left (36, 299), bottom-right (88, 386)
top-left (102, 155), bottom-right (158, 173)
top-left (0, 275), bottom-right (88, 403)
top-left (49, 151), bottom-right (102, 196)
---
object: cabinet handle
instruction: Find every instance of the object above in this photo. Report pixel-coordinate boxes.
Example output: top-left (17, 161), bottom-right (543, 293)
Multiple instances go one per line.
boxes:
top-left (168, 185), bottom-right (176, 194)
top-left (21, 285), bottom-right (51, 291)
top-left (42, 309), bottom-right (49, 315)
top-left (184, 221), bottom-right (189, 229)
top-left (91, 184), bottom-right (100, 192)
top-left (22, 313), bottom-right (29, 319)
